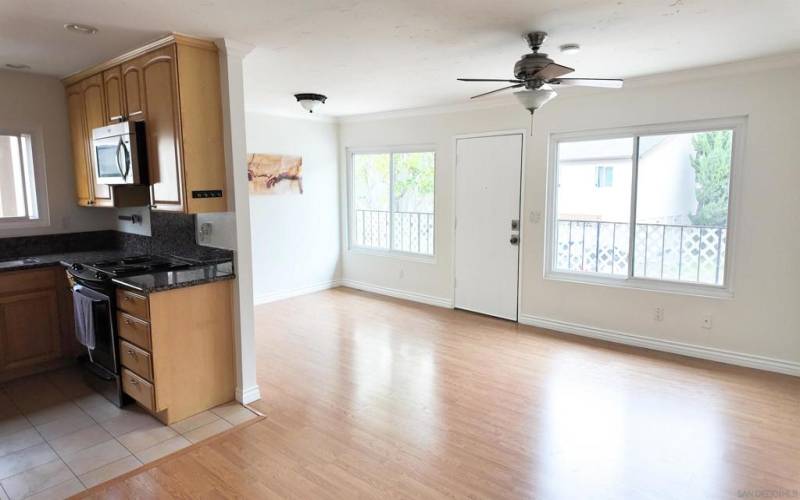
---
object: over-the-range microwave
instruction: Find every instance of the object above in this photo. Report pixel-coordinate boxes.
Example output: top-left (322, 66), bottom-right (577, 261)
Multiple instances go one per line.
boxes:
top-left (91, 121), bottom-right (148, 185)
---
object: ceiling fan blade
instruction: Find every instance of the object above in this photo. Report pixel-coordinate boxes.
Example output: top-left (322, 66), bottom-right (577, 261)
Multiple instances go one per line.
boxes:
top-left (470, 84), bottom-right (524, 99)
top-left (549, 78), bottom-right (624, 88)
top-left (532, 63), bottom-right (574, 81)
top-left (458, 78), bottom-right (523, 83)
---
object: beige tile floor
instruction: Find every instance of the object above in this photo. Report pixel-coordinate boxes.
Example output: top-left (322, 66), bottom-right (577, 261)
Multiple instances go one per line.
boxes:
top-left (0, 366), bottom-right (258, 499)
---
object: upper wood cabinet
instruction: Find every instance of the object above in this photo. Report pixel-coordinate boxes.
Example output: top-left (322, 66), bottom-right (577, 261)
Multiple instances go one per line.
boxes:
top-left (62, 34), bottom-right (228, 214)
top-left (66, 83), bottom-right (93, 206)
top-left (102, 66), bottom-right (126, 124)
top-left (81, 74), bottom-right (114, 207)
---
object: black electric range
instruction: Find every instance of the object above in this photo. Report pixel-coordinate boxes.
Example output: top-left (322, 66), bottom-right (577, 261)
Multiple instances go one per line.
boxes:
top-left (67, 254), bottom-right (194, 285)
top-left (67, 255), bottom-right (194, 407)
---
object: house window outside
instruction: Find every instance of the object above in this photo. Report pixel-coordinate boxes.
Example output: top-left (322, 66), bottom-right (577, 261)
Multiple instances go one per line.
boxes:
top-left (595, 166), bottom-right (614, 188)
top-left (549, 119), bottom-right (742, 292)
top-left (0, 133), bottom-right (40, 223)
top-left (350, 149), bottom-right (435, 256)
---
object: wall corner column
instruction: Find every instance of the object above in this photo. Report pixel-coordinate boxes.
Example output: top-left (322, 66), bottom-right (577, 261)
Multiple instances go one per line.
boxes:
top-left (216, 38), bottom-right (261, 404)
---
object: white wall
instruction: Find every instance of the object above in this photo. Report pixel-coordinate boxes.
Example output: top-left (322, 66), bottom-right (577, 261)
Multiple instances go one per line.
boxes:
top-left (338, 59), bottom-right (800, 371)
top-left (246, 112), bottom-right (341, 303)
top-left (0, 70), bottom-right (115, 238)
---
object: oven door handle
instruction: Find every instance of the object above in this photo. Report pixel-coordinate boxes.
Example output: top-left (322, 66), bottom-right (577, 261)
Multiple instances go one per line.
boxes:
top-left (115, 138), bottom-right (131, 180)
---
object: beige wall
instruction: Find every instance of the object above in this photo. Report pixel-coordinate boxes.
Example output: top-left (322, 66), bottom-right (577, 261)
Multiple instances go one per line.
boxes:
top-left (0, 70), bottom-right (115, 238)
top-left (338, 61), bottom-right (800, 370)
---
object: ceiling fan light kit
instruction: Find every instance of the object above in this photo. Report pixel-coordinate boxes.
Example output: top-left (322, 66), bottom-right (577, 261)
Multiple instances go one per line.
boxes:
top-left (514, 88), bottom-right (557, 114)
top-left (457, 31), bottom-right (623, 118)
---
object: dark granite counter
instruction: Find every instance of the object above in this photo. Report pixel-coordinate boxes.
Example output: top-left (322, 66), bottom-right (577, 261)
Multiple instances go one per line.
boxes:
top-left (112, 261), bottom-right (235, 294)
top-left (0, 250), bottom-right (132, 273)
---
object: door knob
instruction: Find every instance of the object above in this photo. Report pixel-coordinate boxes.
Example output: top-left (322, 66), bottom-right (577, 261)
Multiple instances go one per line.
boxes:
top-left (510, 235), bottom-right (519, 245)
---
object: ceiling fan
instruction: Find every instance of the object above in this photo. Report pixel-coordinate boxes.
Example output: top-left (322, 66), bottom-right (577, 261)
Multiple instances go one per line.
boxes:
top-left (458, 31), bottom-right (623, 114)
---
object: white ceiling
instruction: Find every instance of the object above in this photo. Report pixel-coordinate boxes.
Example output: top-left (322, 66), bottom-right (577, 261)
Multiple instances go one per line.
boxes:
top-left (2, 0), bottom-right (799, 116)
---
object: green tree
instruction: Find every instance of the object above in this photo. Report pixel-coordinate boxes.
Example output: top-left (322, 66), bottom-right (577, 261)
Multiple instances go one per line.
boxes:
top-left (689, 131), bottom-right (732, 226)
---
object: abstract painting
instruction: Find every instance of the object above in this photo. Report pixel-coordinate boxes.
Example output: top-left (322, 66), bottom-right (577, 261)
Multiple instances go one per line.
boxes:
top-left (247, 153), bottom-right (303, 195)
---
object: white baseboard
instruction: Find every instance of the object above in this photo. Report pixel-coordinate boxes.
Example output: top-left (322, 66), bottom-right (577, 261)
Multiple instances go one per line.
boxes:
top-left (254, 279), bottom-right (342, 305)
top-left (236, 385), bottom-right (262, 404)
top-left (519, 314), bottom-right (800, 377)
top-left (340, 279), bottom-right (453, 309)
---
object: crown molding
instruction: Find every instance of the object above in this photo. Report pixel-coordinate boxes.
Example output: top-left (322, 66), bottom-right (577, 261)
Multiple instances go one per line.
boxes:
top-left (61, 32), bottom-right (218, 86)
top-left (216, 38), bottom-right (255, 59)
top-left (338, 50), bottom-right (800, 124)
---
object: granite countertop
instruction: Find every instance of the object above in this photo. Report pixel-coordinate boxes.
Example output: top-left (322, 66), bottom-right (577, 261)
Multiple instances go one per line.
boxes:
top-left (0, 250), bottom-right (132, 272)
top-left (112, 261), bottom-right (235, 294)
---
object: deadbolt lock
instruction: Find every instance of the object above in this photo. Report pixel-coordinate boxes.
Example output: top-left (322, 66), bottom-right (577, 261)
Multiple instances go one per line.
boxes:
top-left (511, 219), bottom-right (519, 230)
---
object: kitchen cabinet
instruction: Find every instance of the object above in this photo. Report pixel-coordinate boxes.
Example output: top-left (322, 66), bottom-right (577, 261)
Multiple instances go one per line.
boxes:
top-left (0, 268), bottom-right (76, 381)
top-left (102, 66), bottom-right (126, 123)
top-left (116, 280), bottom-right (234, 424)
top-left (81, 73), bottom-right (114, 207)
top-left (66, 83), bottom-right (93, 206)
top-left (62, 34), bottom-right (228, 214)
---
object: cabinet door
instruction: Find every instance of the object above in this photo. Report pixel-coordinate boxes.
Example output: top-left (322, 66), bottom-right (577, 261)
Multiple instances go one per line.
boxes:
top-left (121, 60), bottom-right (146, 121)
top-left (140, 45), bottom-right (184, 211)
top-left (66, 84), bottom-right (93, 206)
top-left (81, 74), bottom-right (114, 207)
top-left (103, 66), bottom-right (126, 124)
top-left (0, 290), bottom-right (61, 372)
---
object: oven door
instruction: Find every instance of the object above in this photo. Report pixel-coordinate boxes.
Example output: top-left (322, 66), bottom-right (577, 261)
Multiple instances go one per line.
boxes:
top-left (72, 284), bottom-right (118, 375)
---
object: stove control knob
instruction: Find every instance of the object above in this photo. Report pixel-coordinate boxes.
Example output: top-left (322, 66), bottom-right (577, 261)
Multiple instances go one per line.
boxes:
top-left (71, 263), bottom-right (84, 271)
top-left (94, 271), bottom-right (105, 280)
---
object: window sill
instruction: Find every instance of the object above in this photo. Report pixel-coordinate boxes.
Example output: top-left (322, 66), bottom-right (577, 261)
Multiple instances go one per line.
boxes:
top-left (544, 271), bottom-right (734, 300)
top-left (0, 218), bottom-right (50, 231)
top-left (348, 246), bottom-right (436, 264)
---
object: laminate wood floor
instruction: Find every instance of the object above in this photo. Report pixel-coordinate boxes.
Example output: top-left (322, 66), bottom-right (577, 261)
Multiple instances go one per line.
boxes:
top-left (77, 287), bottom-right (800, 499)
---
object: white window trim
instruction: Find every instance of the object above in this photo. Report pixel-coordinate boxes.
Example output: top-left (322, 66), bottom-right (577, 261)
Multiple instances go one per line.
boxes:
top-left (0, 127), bottom-right (51, 230)
top-left (544, 116), bottom-right (747, 299)
top-left (346, 144), bottom-right (437, 263)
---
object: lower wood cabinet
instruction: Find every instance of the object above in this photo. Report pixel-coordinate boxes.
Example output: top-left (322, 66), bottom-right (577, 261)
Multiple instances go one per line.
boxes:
top-left (117, 279), bottom-right (234, 424)
top-left (0, 267), bottom-right (75, 381)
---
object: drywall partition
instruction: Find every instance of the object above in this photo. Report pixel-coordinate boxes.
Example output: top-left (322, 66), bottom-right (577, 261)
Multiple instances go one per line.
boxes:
top-left (245, 113), bottom-right (341, 304)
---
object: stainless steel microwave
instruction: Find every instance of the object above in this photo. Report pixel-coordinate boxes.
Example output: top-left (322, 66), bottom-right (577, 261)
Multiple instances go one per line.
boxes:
top-left (91, 121), bottom-right (148, 185)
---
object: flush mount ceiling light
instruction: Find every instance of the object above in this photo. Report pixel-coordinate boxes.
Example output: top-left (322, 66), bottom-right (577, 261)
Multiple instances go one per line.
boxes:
top-left (559, 43), bottom-right (581, 55)
top-left (64, 23), bottom-right (98, 35)
top-left (5, 63), bottom-right (31, 70)
top-left (294, 93), bottom-right (327, 113)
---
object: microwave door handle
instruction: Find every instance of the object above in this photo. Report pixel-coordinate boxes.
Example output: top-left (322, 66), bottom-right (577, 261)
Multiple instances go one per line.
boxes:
top-left (115, 138), bottom-right (131, 179)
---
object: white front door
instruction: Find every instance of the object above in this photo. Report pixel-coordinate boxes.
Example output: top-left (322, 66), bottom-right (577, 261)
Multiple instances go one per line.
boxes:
top-left (454, 132), bottom-right (523, 320)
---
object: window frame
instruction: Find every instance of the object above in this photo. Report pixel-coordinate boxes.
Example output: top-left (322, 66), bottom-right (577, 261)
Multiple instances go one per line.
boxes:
top-left (0, 127), bottom-right (50, 230)
top-left (544, 116), bottom-right (746, 299)
top-left (346, 145), bottom-right (437, 262)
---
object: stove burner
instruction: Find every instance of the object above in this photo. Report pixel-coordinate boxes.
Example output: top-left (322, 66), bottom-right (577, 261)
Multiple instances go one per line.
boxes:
top-left (68, 255), bottom-right (194, 282)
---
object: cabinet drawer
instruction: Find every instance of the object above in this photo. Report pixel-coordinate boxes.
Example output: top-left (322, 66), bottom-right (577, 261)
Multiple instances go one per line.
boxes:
top-left (122, 368), bottom-right (155, 412)
top-left (119, 340), bottom-right (153, 382)
top-left (0, 268), bottom-right (55, 295)
top-left (117, 312), bottom-right (151, 350)
top-left (116, 289), bottom-right (149, 319)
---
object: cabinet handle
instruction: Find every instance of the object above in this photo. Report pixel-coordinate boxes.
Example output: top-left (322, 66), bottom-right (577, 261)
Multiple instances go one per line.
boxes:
top-left (129, 110), bottom-right (143, 117)
top-left (87, 200), bottom-right (95, 206)
top-left (123, 296), bottom-right (132, 302)
top-left (130, 378), bottom-right (139, 385)
top-left (124, 319), bottom-right (133, 325)
top-left (127, 349), bottom-right (136, 357)
top-left (109, 115), bottom-right (124, 122)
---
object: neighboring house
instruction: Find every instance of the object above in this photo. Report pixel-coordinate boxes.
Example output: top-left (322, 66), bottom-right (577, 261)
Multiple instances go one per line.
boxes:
top-left (557, 134), bottom-right (697, 225)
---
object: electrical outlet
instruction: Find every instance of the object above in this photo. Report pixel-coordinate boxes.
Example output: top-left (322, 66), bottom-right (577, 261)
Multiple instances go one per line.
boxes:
top-left (529, 210), bottom-right (542, 223)
top-left (199, 222), bottom-right (213, 242)
top-left (654, 307), bottom-right (664, 322)
top-left (702, 315), bottom-right (713, 330)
